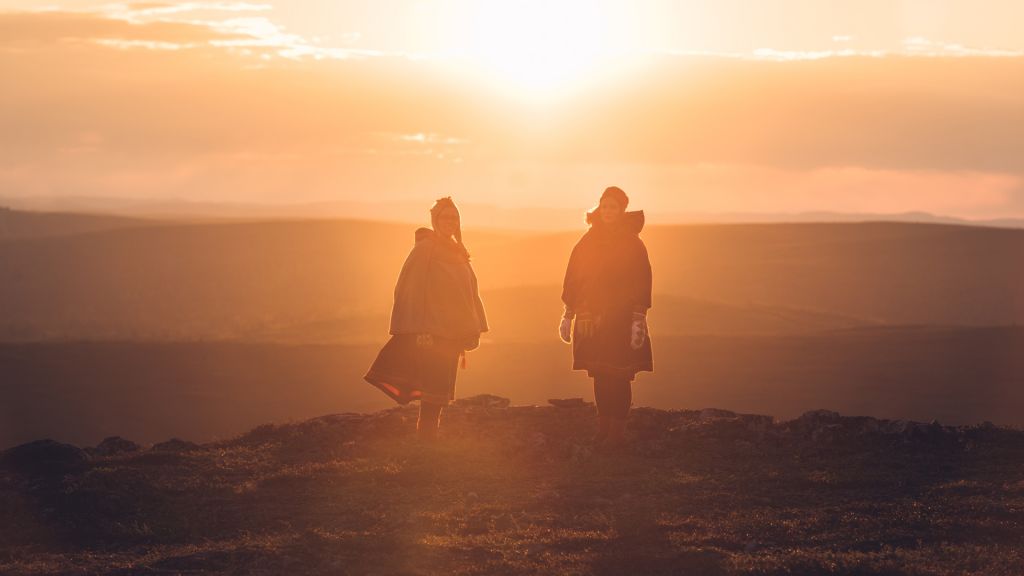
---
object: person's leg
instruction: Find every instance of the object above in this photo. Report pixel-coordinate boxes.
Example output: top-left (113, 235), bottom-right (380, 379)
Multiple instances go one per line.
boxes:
top-left (417, 401), bottom-right (443, 441)
top-left (415, 338), bottom-right (458, 441)
top-left (592, 376), bottom-right (612, 444)
top-left (602, 377), bottom-right (632, 449)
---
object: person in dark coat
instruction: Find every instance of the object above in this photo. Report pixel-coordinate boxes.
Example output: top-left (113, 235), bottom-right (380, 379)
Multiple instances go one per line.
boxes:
top-left (560, 186), bottom-right (652, 450)
top-left (365, 197), bottom-right (488, 440)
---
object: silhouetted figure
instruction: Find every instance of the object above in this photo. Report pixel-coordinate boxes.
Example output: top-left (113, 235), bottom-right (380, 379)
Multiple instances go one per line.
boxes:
top-left (365, 198), bottom-right (488, 440)
top-left (560, 186), bottom-right (653, 450)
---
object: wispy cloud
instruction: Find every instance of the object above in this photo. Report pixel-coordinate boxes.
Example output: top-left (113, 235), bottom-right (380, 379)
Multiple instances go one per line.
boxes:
top-left (93, 38), bottom-right (192, 50)
top-left (0, 11), bottom-right (249, 46)
top-left (202, 16), bottom-right (377, 60)
top-left (107, 2), bottom-right (375, 61)
top-left (120, 2), bottom-right (273, 17)
top-left (903, 36), bottom-right (1024, 58)
top-left (393, 133), bottom-right (469, 146)
top-left (0, 4), bottom-right (371, 62)
top-left (751, 48), bottom-right (885, 61)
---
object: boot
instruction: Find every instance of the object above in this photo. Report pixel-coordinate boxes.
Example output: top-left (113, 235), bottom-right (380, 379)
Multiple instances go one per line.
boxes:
top-left (591, 416), bottom-right (610, 445)
top-left (599, 417), bottom-right (628, 453)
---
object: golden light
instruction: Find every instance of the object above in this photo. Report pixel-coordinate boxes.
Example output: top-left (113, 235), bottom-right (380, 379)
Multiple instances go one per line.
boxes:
top-left (465, 0), bottom-right (613, 98)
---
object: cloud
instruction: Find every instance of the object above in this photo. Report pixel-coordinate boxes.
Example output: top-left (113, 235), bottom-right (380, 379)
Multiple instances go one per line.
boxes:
top-left (119, 2), bottom-right (273, 18)
top-left (903, 36), bottom-right (1024, 58)
top-left (199, 16), bottom-right (378, 60)
top-left (0, 11), bottom-right (248, 45)
top-left (0, 8), bottom-right (371, 61)
top-left (751, 48), bottom-right (885, 61)
top-left (0, 9), bottom-right (1023, 217)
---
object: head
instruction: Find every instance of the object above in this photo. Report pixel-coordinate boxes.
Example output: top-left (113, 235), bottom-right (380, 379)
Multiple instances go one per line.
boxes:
top-left (430, 197), bottom-right (461, 239)
top-left (597, 186), bottom-right (628, 224)
top-left (430, 197), bottom-right (470, 259)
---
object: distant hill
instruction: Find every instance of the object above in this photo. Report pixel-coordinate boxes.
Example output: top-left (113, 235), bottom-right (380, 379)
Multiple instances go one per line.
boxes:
top-left (3, 327), bottom-right (1023, 448)
top-left (0, 207), bottom-right (154, 241)
top-left (0, 219), bottom-right (524, 341)
top-left (0, 219), bottom-right (1022, 341)
top-left (6, 196), bottom-right (1024, 231)
top-left (243, 287), bottom-right (879, 344)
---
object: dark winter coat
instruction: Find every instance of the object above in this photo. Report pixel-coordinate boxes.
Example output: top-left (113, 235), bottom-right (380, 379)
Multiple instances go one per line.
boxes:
top-left (389, 228), bottom-right (488, 343)
top-left (364, 228), bottom-right (488, 405)
top-left (561, 211), bottom-right (653, 380)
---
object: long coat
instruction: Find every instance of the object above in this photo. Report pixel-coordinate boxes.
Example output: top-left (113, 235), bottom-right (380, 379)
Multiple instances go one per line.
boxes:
top-left (562, 211), bottom-right (653, 380)
top-left (365, 228), bottom-right (488, 405)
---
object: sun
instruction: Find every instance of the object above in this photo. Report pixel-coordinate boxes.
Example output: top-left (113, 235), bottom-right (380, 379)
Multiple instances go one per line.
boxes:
top-left (466, 0), bottom-right (612, 98)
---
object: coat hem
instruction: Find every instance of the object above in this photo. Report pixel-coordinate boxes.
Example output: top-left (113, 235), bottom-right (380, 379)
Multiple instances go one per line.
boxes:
top-left (364, 372), bottom-right (452, 406)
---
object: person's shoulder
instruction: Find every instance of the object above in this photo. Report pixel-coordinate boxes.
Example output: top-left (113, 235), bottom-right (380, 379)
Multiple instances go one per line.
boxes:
top-left (414, 227), bottom-right (435, 244)
top-left (573, 228), bottom-right (596, 248)
top-left (405, 228), bottom-right (436, 261)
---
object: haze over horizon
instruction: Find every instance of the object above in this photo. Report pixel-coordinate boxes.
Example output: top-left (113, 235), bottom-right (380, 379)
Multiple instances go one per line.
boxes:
top-left (3, 0), bottom-right (1024, 221)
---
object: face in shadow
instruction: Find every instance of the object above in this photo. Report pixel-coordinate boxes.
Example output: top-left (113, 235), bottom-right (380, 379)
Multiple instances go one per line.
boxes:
top-left (434, 206), bottom-right (460, 238)
top-left (599, 196), bottom-right (624, 225)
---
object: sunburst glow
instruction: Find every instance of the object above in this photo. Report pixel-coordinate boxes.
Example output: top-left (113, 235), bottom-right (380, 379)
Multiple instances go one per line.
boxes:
top-left (466, 0), bottom-right (613, 97)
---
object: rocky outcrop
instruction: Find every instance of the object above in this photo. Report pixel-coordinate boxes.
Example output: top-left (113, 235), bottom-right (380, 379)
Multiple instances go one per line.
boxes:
top-left (0, 439), bottom-right (89, 475)
top-left (92, 437), bottom-right (141, 457)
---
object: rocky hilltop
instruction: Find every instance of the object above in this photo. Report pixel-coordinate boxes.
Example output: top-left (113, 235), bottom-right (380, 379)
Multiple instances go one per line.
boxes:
top-left (2, 397), bottom-right (1023, 575)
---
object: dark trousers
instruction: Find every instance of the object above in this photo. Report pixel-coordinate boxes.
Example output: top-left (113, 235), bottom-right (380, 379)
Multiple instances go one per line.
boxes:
top-left (593, 375), bottom-right (632, 419)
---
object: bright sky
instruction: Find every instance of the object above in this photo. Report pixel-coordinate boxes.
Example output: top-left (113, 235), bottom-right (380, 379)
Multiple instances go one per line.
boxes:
top-left (1, 1), bottom-right (1023, 220)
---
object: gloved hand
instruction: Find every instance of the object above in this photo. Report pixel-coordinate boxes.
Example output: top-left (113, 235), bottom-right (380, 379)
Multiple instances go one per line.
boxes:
top-left (416, 333), bottom-right (434, 348)
top-left (559, 317), bottom-right (572, 343)
top-left (630, 312), bottom-right (648, 350)
top-left (559, 308), bottom-right (574, 343)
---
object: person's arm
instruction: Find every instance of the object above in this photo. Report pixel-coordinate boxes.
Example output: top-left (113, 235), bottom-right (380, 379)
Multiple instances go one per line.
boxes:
top-left (469, 264), bottom-right (489, 334)
top-left (559, 238), bottom-right (586, 342)
top-left (629, 239), bottom-right (652, 350)
top-left (633, 239), bottom-right (652, 315)
top-left (561, 238), bottom-right (587, 318)
top-left (389, 239), bottom-right (433, 336)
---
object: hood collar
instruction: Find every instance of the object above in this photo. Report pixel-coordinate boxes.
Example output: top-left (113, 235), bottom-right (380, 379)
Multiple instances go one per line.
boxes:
top-left (585, 210), bottom-right (645, 234)
top-left (415, 227), bottom-right (434, 243)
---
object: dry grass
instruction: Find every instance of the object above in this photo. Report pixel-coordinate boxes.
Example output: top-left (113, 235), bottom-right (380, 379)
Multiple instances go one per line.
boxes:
top-left (2, 401), bottom-right (1023, 575)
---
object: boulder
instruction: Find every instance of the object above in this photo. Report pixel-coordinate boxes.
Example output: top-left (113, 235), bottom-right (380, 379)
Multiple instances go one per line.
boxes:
top-left (151, 438), bottom-right (201, 453)
top-left (1, 439), bottom-right (89, 475)
top-left (547, 398), bottom-right (594, 409)
top-left (699, 408), bottom-right (738, 420)
top-left (94, 436), bottom-right (141, 457)
top-left (452, 394), bottom-right (510, 409)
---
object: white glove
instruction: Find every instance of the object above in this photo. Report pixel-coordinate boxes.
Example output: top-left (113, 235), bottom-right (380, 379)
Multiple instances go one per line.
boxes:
top-left (559, 317), bottom-right (572, 343)
top-left (630, 313), bottom-right (648, 350)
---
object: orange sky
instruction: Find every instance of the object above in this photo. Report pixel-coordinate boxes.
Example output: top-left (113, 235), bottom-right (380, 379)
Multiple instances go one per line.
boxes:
top-left (1, 1), bottom-right (1023, 221)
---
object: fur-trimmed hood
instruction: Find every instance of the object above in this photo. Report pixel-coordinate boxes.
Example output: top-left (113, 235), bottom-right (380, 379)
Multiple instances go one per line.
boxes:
top-left (584, 210), bottom-right (645, 235)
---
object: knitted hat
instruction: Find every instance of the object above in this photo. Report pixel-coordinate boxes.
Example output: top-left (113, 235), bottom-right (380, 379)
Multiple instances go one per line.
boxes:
top-left (600, 186), bottom-right (629, 209)
top-left (430, 197), bottom-right (469, 258)
top-left (430, 196), bottom-right (460, 232)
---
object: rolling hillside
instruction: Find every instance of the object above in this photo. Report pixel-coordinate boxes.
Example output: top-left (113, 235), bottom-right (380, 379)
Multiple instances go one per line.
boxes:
top-left (0, 207), bottom-right (153, 241)
top-left (4, 327), bottom-right (1023, 449)
top-left (0, 218), bottom-right (1021, 342)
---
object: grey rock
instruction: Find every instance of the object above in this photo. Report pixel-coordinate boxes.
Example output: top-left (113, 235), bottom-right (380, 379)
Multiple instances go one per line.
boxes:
top-left (548, 398), bottom-right (594, 409)
top-left (152, 438), bottom-right (201, 452)
top-left (1, 439), bottom-right (89, 474)
top-left (94, 436), bottom-right (141, 457)
top-left (700, 408), bottom-right (738, 420)
top-left (452, 394), bottom-right (510, 409)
